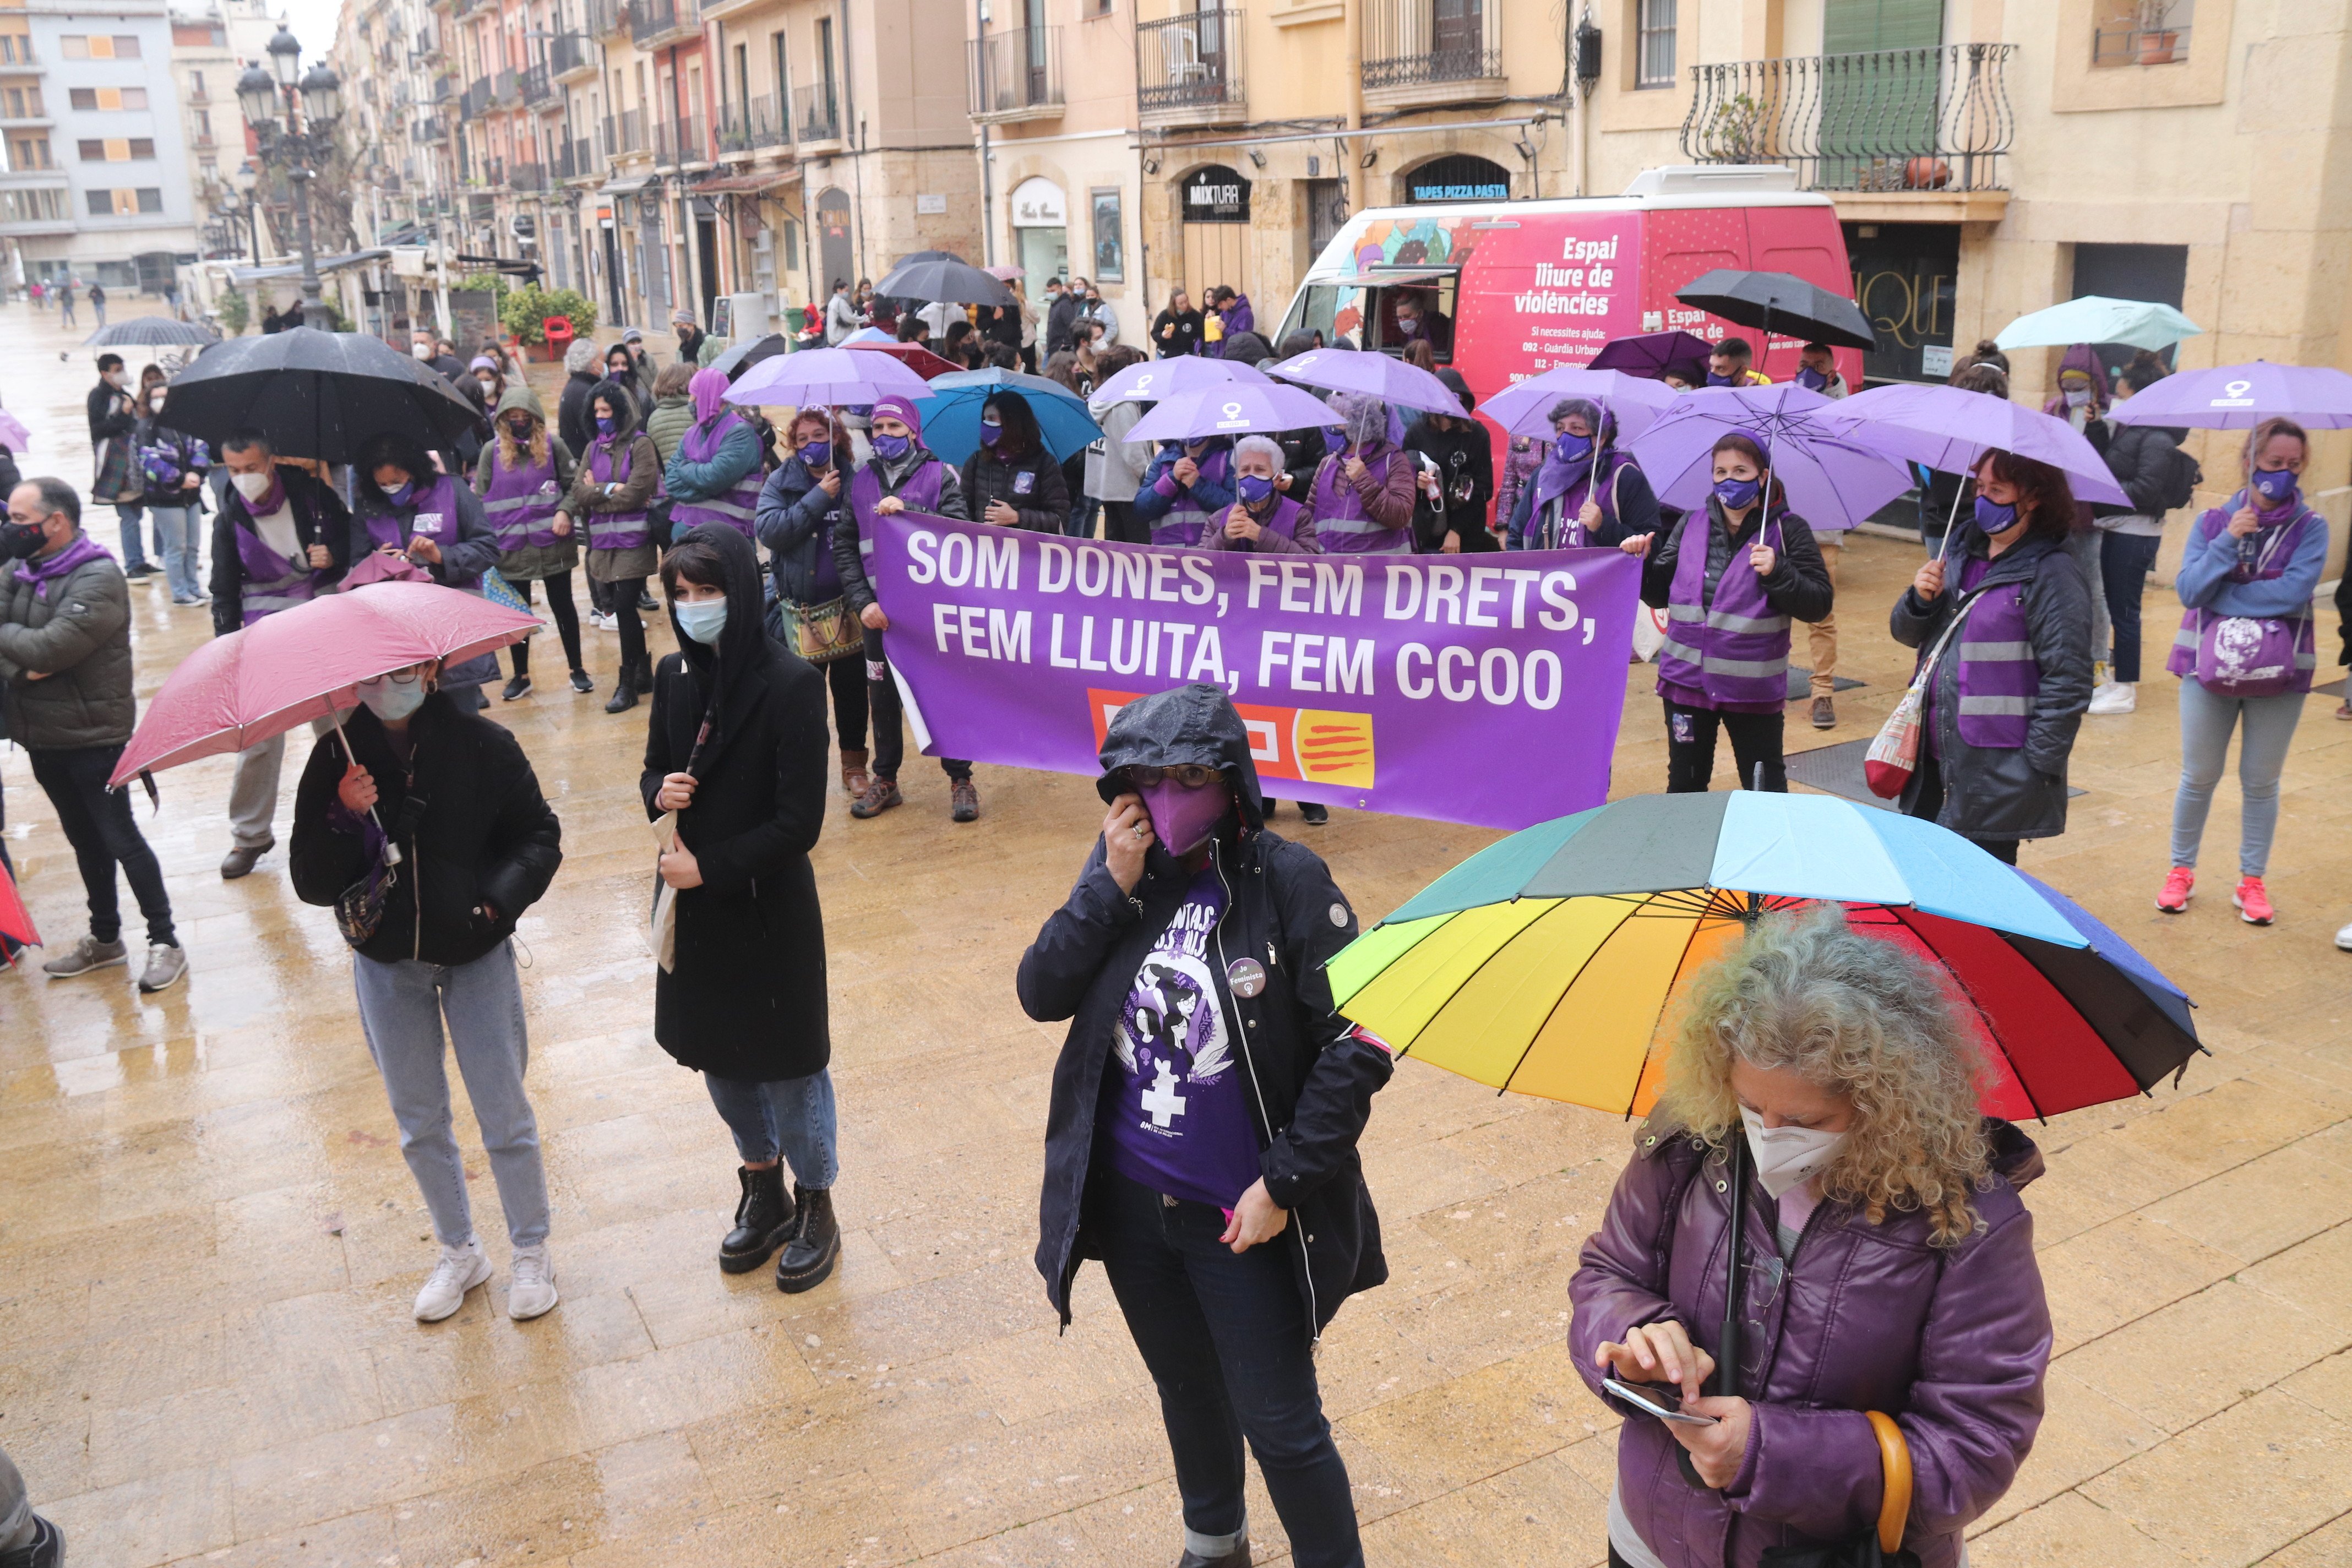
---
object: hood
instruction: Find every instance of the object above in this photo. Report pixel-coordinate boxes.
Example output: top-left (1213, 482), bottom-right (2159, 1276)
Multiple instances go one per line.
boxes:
top-left (671, 522), bottom-right (768, 676)
top-left (2055, 344), bottom-right (2110, 401)
top-left (495, 383), bottom-right (547, 423)
top-left (1094, 682), bottom-right (1265, 835)
top-left (1986, 1119), bottom-right (2043, 1193)
top-left (586, 379), bottom-right (641, 441)
top-left (690, 366), bottom-right (731, 423)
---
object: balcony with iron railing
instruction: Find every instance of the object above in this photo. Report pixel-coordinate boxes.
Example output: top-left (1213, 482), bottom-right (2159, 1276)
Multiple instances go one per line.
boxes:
top-left (549, 31), bottom-right (596, 81)
top-left (461, 76), bottom-right (491, 117)
top-left (554, 134), bottom-right (596, 179)
top-left (433, 74), bottom-right (457, 104)
top-left (1135, 10), bottom-right (1242, 126)
top-left (652, 112), bottom-right (706, 168)
top-left (716, 89), bottom-right (786, 155)
top-left (492, 68), bottom-right (522, 106)
top-left (968, 26), bottom-right (1062, 123)
top-left (521, 62), bottom-right (554, 107)
top-left (1360, 0), bottom-right (1502, 110)
top-left (479, 155), bottom-right (505, 188)
top-left (629, 0), bottom-right (700, 50)
top-left (603, 106), bottom-right (651, 160)
top-left (412, 117), bottom-right (446, 143)
top-left (510, 159), bottom-right (545, 190)
top-left (1680, 43), bottom-right (2017, 201)
top-left (585, 0), bottom-right (628, 38)
top-left (793, 81), bottom-right (841, 145)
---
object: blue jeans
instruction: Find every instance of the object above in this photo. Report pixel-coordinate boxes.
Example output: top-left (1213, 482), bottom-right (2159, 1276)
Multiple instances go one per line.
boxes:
top-left (351, 940), bottom-right (551, 1248)
top-left (704, 1069), bottom-right (839, 1189)
top-left (150, 502), bottom-right (203, 600)
top-left (2098, 531), bottom-right (2163, 682)
top-left (115, 503), bottom-right (148, 571)
top-left (1066, 496), bottom-right (1099, 538)
top-left (2171, 676), bottom-right (2306, 876)
top-left (1094, 1170), bottom-right (1363, 1568)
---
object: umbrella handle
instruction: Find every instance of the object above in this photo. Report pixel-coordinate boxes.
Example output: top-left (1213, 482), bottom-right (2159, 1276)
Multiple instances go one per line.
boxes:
top-left (1937, 478), bottom-right (1967, 563)
top-left (325, 698), bottom-right (402, 867)
top-left (1712, 1131), bottom-right (1749, 1400)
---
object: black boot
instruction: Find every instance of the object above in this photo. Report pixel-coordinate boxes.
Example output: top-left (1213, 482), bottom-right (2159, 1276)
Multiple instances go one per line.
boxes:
top-left (604, 658), bottom-right (641, 714)
top-left (720, 1164), bottom-right (796, 1273)
top-left (774, 1184), bottom-right (839, 1293)
top-left (1177, 1540), bottom-right (1250, 1568)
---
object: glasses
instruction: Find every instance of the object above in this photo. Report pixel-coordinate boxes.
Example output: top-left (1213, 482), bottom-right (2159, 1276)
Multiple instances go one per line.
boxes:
top-left (361, 667), bottom-right (423, 688)
top-left (1126, 764), bottom-right (1220, 788)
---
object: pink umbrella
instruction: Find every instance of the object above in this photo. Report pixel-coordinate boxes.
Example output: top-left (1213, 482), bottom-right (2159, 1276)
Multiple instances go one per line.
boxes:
top-left (0, 410), bottom-right (29, 453)
top-left (983, 265), bottom-right (1027, 282)
top-left (108, 582), bottom-right (537, 787)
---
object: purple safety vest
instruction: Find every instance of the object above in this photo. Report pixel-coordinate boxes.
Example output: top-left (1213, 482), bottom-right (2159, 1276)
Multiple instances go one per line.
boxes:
top-left (1947, 553), bottom-right (2038, 749)
top-left (1310, 449), bottom-right (1413, 554)
top-left (583, 435), bottom-right (650, 552)
top-left (1656, 509), bottom-right (1789, 709)
top-left (362, 475), bottom-right (479, 587)
top-left (482, 445), bottom-right (566, 551)
top-left (848, 453), bottom-right (947, 575)
top-left (2164, 497), bottom-right (2320, 695)
top-left (1531, 451), bottom-right (1630, 548)
top-left (1207, 496), bottom-right (1308, 548)
top-left (230, 504), bottom-right (322, 626)
top-left (668, 412), bottom-right (764, 541)
top-left (1150, 445), bottom-right (1231, 548)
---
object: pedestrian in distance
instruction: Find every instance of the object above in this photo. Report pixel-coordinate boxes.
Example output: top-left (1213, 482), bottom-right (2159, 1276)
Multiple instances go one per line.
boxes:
top-left (1788, 342), bottom-right (1854, 728)
top-left (86, 352), bottom-right (152, 579)
top-left (1633, 432), bottom-right (1833, 793)
top-left (1086, 346), bottom-right (1153, 546)
top-left (1572, 905), bottom-right (2051, 1568)
top-left (87, 282), bottom-right (106, 329)
top-left (1704, 337), bottom-right (1771, 388)
top-left (1792, 341), bottom-right (1850, 399)
top-left (1042, 351), bottom-right (1096, 535)
top-left (2155, 417), bottom-right (2326, 928)
top-left (476, 385), bottom-right (589, 701)
top-left (289, 654), bottom-right (564, 1324)
top-left (961, 391), bottom-right (1069, 536)
top-left (643, 360), bottom-right (696, 470)
top-left (1134, 431), bottom-right (1235, 549)
top-left (135, 375), bottom-right (213, 607)
top-left (1891, 449), bottom-right (2093, 865)
top-left (755, 407), bottom-right (869, 798)
top-left (643, 525), bottom-right (842, 1290)
top-left (349, 431), bottom-right (504, 711)
top-left (662, 368), bottom-right (765, 542)
top-left (673, 306), bottom-right (707, 367)
top-left (825, 278), bottom-right (863, 346)
top-left (1152, 288), bottom-right (1204, 359)
top-left (2086, 352), bottom-right (2195, 717)
top-left (556, 337), bottom-right (604, 459)
top-left (212, 429), bottom-right (351, 878)
top-left (57, 280), bottom-right (76, 329)
top-left (1046, 275), bottom-right (1082, 355)
top-left (834, 391), bottom-right (977, 821)
top-left (1019, 681), bottom-right (1394, 1568)
top-left (562, 381), bottom-right (663, 714)
top-left (602, 341), bottom-right (649, 422)
top-left (1506, 396), bottom-right (1659, 551)
top-left (1308, 392), bottom-right (1419, 556)
top-left (0, 477), bottom-right (186, 991)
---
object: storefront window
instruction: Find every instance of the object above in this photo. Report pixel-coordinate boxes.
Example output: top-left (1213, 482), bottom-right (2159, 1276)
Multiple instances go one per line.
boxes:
top-left (1091, 187), bottom-right (1123, 281)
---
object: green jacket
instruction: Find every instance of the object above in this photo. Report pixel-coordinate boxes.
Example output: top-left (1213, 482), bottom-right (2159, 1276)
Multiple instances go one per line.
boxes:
top-left (0, 543), bottom-right (136, 750)
top-left (644, 391), bottom-right (695, 469)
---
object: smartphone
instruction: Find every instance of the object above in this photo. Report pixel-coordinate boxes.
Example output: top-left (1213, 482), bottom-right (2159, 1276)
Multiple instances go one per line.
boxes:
top-left (1602, 1375), bottom-right (1720, 1427)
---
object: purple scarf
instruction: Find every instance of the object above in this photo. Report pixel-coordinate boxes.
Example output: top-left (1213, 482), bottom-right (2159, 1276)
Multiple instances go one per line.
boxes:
top-left (238, 468), bottom-right (290, 519)
top-left (14, 533), bottom-right (114, 600)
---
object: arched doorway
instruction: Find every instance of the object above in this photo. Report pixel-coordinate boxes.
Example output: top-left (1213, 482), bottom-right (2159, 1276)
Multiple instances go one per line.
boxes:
top-left (1010, 176), bottom-right (1069, 290)
top-left (816, 188), bottom-right (854, 297)
top-left (1403, 154), bottom-right (1512, 205)
top-left (1175, 163), bottom-right (1250, 311)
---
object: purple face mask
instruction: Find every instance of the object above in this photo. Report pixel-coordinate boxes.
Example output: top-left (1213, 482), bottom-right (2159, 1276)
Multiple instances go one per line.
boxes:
top-left (1139, 777), bottom-right (1233, 857)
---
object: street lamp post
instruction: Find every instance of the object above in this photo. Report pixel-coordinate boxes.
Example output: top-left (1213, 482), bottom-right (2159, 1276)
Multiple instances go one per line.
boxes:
top-left (237, 26), bottom-right (344, 315)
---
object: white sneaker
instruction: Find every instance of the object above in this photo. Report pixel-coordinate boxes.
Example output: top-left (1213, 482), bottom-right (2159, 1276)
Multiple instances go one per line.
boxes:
top-left (412, 1239), bottom-right (491, 1322)
top-left (507, 1242), bottom-right (559, 1320)
top-left (589, 609), bottom-right (617, 631)
top-left (2336, 919), bottom-right (2352, 952)
top-left (2087, 682), bottom-right (2137, 715)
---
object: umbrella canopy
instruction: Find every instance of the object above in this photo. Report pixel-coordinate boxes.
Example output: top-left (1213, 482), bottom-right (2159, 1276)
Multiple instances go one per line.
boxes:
top-left (2107, 360), bottom-right (2352, 430)
top-left (844, 325), bottom-right (895, 343)
top-left (0, 858), bottom-right (38, 960)
top-left (912, 368), bottom-right (1103, 464)
top-left (83, 317), bottom-right (217, 349)
top-left (710, 332), bottom-right (791, 382)
top-left (1090, 355), bottom-right (1270, 410)
top-left (725, 344), bottom-right (934, 410)
top-left (874, 252), bottom-right (1017, 308)
top-left (1477, 366), bottom-right (1685, 441)
top-left (983, 264), bottom-right (1027, 281)
top-left (107, 582), bottom-right (538, 787)
top-left (1588, 329), bottom-right (1715, 384)
top-left (155, 326), bottom-right (483, 464)
top-left (0, 410), bottom-right (29, 453)
top-left (847, 339), bottom-right (964, 381)
top-left (1265, 347), bottom-right (1463, 416)
top-left (1329, 792), bottom-right (2202, 1121)
top-left (1673, 269), bottom-right (1875, 351)
top-left (1126, 382), bottom-right (1344, 443)
top-left (1829, 383), bottom-right (2130, 505)
top-left (1625, 384), bottom-right (1915, 532)
top-left (1994, 296), bottom-right (2202, 353)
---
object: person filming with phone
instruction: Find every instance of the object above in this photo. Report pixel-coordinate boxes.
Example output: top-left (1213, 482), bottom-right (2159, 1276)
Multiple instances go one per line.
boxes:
top-left (1570, 907), bottom-right (2052, 1568)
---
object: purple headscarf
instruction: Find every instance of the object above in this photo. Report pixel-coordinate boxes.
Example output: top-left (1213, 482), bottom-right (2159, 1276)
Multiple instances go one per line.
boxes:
top-left (689, 366), bottom-right (732, 425)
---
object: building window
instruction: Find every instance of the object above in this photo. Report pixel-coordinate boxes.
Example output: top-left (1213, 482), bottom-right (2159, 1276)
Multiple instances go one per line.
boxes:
top-left (7, 133), bottom-right (51, 170)
top-left (1, 188), bottom-right (66, 222)
top-left (60, 34), bottom-right (142, 59)
top-left (2093, 0), bottom-right (2193, 66)
top-left (1635, 0), bottom-right (1676, 89)
top-left (71, 86), bottom-right (150, 111)
top-left (78, 138), bottom-right (154, 160)
top-left (1, 85), bottom-right (39, 117)
top-left (84, 187), bottom-right (161, 215)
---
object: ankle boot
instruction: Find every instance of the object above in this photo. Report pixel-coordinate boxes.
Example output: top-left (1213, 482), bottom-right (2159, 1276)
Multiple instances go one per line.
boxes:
top-left (775, 1184), bottom-right (840, 1293)
top-left (605, 658), bottom-right (642, 714)
top-left (720, 1164), bottom-right (797, 1273)
top-left (839, 746), bottom-right (870, 799)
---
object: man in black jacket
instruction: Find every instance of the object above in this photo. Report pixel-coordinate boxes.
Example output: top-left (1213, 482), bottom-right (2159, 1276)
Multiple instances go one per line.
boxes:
top-left (85, 354), bottom-right (153, 578)
top-left (1044, 277), bottom-right (1082, 355)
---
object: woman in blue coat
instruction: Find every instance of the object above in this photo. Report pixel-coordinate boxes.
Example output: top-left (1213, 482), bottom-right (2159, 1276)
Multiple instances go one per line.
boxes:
top-left (754, 407), bottom-right (869, 798)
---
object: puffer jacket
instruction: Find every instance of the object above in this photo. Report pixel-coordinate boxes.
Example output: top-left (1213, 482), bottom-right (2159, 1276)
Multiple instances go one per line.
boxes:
top-left (1570, 1115), bottom-right (2051, 1568)
top-left (0, 546), bottom-right (135, 749)
top-left (2091, 418), bottom-right (2191, 521)
top-left (754, 454), bottom-right (847, 606)
top-left (1020, 682), bottom-right (1394, 1340)
top-left (644, 390), bottom-right (696, 469)
top-left (1889, 530), bottom-right (2092, 841)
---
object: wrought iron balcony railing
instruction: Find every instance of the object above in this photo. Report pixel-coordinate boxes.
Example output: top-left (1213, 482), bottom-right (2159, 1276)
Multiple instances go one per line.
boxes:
top-left (549, 32), bottom-right (595, 80)
top-left (652, 113), bottom-right (705, 166)
top-left (968, 26), bottom-right (1062, 118)
top-left (629, 0), bottom-right (699, 48)
top-left (492, 68), bottom-right (521, 106)
top-left (1361, 0), bottom-right (1500, 90)
top-left (1136, 9), bottom-right (1241, 113)
top-left (794, 81), bottom-right (840, 142)
top-left (521, 63), bottom-right (554, 107)
top-left (603, 107), bottom-right (650, 158)
top-left (716, 90), bottom-right (786, 153)
top-left (510, 160), bottom-right (545, 190)
top-left (586, 0), bottom-right (627, 38)
top-left (1679, 43), bottom-right (2016, 194)
top-left (460, 77), bottom-right (491, 118)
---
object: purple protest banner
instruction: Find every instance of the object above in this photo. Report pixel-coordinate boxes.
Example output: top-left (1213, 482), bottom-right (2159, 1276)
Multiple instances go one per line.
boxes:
top-left (867, 512), bottom-right (1642, 831)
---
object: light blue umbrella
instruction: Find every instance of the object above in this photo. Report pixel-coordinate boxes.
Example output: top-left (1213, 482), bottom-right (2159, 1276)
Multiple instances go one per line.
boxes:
top-left (1993, 296), bottom-right (2202, 353)
top-left (913, 368), bottom-right (1103, 464)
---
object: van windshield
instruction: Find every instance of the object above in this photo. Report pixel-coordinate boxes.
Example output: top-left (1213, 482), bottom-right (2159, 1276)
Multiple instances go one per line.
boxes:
top-left (1277, 274), bottom-right (1458, 363)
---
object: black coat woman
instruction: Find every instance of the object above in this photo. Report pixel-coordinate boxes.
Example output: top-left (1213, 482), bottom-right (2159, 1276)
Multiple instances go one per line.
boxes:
top-left (639, 525), bottom-right (841, 1292)
top-left (1018, 683), bottom-right (1393, 1568)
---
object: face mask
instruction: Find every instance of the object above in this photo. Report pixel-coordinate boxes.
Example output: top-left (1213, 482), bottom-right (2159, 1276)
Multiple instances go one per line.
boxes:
top-left (476, 377), bottom-right (497, 394)
top-left (149, 394), bottom-right (167, 412)
top-left (1974, 494), bottom-right (2020, 533)
top-left (2062, 386), bottom-right (2091, 410)
top-left (412, 343), bottom-right (433, 361)
top-left (978, 419), bottom-right (1004, 448)
top-left (595, 416), bottom-right (617, 435)
top-left (2251, 467), bottom-right (2298, 507)
top-left (674, 598), bottom-right (728, 645)
top-left (872, 431), bottom-right (911, 460)
top-left (1236, 472), bottom-right (1276, 507)
top-left (1553, 432), bottom-right (1593, 465)
top-left (799, 439), bottom-right (831, 469)
top-left (1707, 369), bottom-right (1738, 387)
top-left (105, 371), bottom-right (127, 388)
top-left (1396, 314), bottom-right (1419, 335)
top-left (231, 471), bottom-right (274, 502)
top-left (1140, 776), bottom-right (1233, 857)
top-left (1713, 476), bottom-right (1761, 510)
top-left (1795, 366), bottom-right (1830, 393)
top-left (1740, 1106), bottom-right (1850, 1201)
top-left (0, 520), bottom-right (43, 560)
top-left (383, 480), bottom-right (415, 508)
top-left (504, 417), bottom-right (532, 439)
top-left (357, 673), bottom-right (428, 723)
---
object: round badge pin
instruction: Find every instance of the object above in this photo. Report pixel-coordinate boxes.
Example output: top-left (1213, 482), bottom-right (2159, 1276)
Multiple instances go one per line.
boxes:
top-left (1226, 957), bottom-right (1267, 998)
top-left (1329, 902), bottom-right (1349, 928)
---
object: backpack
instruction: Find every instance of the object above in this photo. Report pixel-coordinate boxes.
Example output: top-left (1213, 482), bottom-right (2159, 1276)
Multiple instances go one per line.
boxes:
top-left (2153, 440), bottom-right (2202, 513)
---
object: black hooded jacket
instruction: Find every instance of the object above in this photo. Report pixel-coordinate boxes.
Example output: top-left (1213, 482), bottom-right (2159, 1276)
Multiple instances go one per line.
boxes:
top-left (639, 525), bottom-right (833, 1080)
top-left (1019, 683), bottom-right (1393, 1340)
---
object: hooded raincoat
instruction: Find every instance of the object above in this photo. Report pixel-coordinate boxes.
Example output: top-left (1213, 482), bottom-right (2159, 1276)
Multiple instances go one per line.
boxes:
top-left (563, 379), bottom-right (663, 584)
top-left (475, 384), bottom-right (579, 581)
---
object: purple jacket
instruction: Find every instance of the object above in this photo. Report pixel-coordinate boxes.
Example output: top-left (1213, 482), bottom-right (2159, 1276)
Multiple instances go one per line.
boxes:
top-left (1569, 1116), bottom-right (2050, 1568)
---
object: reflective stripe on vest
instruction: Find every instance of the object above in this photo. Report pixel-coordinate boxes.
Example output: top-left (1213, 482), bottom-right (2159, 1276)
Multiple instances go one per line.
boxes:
top-left (1655, 510), bottom-right (1789, 706)
top-left (670, 412), bottom-right (764, 540)
top-left (585, 436), bottom-right (649, 552)
top-left (1951, 561), bottom-right (2035, 748)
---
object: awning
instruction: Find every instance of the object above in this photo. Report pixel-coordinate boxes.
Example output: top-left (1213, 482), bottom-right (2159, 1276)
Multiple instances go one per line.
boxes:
top-left (687, 171), bottom-right (777, 194)
top-left (455, 253), bottom-right (543, 279)
top-left (1326, 266), bottom-right (1457, 288)
top-left (599, 173), bottom-right (661, 195)
top-left (228, 247), bottom-right (391, 284)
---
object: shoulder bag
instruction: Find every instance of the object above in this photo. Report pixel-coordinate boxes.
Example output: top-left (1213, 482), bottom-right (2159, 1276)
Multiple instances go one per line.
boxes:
top-left (644, 678), bottom-right (722, 972)
top-left (1865, 586), bottom-right (1990, 799)
top-left (2192, 510), bottom-right (2311, 699)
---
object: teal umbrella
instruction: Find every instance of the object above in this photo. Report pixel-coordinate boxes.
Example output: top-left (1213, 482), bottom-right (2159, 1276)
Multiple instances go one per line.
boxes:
top-left (1994, 296), bottom-right (2202, 352)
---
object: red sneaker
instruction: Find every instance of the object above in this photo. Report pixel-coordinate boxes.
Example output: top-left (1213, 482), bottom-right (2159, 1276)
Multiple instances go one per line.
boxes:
top-left (2156, 867), bottom-right (2194, 913)
top-left (2233, 876), bottom-right (2275, 925)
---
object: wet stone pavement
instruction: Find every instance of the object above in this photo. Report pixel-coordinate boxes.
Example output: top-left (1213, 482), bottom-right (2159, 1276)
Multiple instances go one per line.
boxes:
top-left (3, 300), bottom-right (2350, 1566)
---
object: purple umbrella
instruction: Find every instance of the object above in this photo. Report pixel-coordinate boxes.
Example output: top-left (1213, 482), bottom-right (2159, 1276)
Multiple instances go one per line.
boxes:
top-left (1477, 367), bottom-right (1684, 441)
top-left (1625, 384), bottom-right (1915, 533)
top-left (1266, 348), bottom-right (1462, 416)
top-left (1126, 382), bottom-right (1343, 443)
top-left (1090, 355), bottom-right (1268, 410)
top-left (1827, 383), bottom-right (2131, 509)
top-left (725, 345), bottom-right (933, 409)
top-left (2107, 360), bottom-right (2352, 430)
top-left (1588, 330), bottom-right (1714, 384)
top-left (0, 410), bottom-right (28, 453)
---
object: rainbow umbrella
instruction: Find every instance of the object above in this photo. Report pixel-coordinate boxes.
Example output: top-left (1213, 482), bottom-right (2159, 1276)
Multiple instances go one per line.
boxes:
top-left (1329, 792), bottom-right (2203, 1122)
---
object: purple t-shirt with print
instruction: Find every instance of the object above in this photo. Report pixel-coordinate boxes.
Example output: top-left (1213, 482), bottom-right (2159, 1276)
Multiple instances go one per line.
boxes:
top-left (1101, 865), bottom-right (1262, 1209)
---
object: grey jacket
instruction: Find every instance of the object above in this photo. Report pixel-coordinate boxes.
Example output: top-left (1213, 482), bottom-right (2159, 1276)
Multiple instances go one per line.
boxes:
top-left (0, 544), bottom-right (136, 750)
top-left (1889, 532), bottom-right (2092, 841)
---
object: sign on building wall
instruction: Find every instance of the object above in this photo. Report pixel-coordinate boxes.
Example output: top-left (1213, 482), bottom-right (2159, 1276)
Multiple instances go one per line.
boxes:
top-left (1845, 222), bottom-right (1958, 386)
top-left (1012, 177), bottom-right (1066, 227)
top-left (1180, 165), bottom-right (1250, 224)
top-left (1406, 154), bottom-right (1511, 204)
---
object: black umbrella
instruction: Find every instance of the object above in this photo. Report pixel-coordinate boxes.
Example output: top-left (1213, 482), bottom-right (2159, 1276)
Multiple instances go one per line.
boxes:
top-left (711, 331), bottom-right (791, 383)
top-left (83, 317), bottom-right (219, 350)
top-left (157, 326), bottom-right (482, 463)
top-left (873, 251), bottom-right (1016, 308)
top-left (1673, 269), bottom-right (1876, 352)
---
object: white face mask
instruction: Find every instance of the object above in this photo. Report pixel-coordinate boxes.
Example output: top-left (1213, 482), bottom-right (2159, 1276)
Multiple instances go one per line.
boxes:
top-left (357, 671), bottom-right (428, 722)
top-left (1740, 1105), bottom-right (1849, 1200)
top-left (231, 470), bottom-right (274, 502)
top-left (412, 342), bottom-right (433, 361)
top-left (2062, 387), bottom-right (2091, 410)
